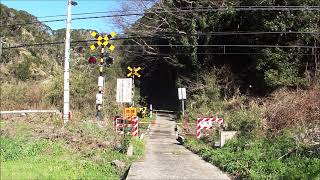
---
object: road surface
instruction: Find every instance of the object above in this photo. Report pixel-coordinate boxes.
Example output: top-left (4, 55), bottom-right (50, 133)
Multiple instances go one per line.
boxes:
top-left (126, 113), bottom-right (230, 180)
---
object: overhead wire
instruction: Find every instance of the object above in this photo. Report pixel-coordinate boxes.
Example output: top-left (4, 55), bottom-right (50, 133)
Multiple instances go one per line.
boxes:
top-left (3, 40), bottom-right (319, 50)
top-left (120, 50), bottom-right (316, 56)
top-left (2, 6), bottom-right (319, 27)
top-left (2, 31), bottom-right (320, 50)
top-left (36, 6), bottom-right (320, 19)
top-left (2, 29), bottom-right (319, 50)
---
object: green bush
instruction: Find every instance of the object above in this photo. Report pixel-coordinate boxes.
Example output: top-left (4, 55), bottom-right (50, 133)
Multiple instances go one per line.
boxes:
top-left (10, 60), bottom-right (32, 81)
top-left (184, 133), bottom-right (320, 180)
top-left (226, 109), bottom-right (262, 134)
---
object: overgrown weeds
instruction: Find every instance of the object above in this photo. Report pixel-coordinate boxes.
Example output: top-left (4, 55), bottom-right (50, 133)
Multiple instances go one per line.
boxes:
top-left (185, 133), bottom-right (320, 179)
top-left (0, 115), bottom-right (145, 179)
top-left (265, 88), bottom-right (320, 134)
top-left (182, 68), bottom-right (319, 179)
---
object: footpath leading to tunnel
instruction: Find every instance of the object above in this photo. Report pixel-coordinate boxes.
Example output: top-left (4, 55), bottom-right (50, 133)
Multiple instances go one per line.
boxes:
top-left (126, 113), bottom-right (230, 180)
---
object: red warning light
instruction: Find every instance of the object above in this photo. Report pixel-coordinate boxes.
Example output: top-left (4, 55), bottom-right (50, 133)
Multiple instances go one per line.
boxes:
top-left (89, 56), bottom-right (96, 64)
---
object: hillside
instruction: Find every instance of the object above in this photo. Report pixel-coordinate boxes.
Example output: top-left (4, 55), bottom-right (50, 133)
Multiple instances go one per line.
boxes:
top-left (0, 4), bottom-right (112, 113)
top-left (1, 4), bottom-right (94, 82)
top-left (1, 4), bottom-right (146, 180)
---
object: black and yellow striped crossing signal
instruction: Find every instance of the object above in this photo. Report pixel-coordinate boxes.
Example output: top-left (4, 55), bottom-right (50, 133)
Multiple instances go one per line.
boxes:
top-left (90, 31), bottom-right (116, 51)
top-left (127, 66), bottom-right (141, 78)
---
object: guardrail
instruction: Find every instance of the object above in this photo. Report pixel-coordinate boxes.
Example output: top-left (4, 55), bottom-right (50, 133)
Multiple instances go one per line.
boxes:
top-left (153, 109), bottom-right (176, 113)
top-left (0, 110), bottom-right (60, 115)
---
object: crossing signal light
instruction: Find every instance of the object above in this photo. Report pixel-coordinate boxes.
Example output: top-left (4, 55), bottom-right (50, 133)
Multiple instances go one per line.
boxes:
top-left (88, 56), bottom-right (97, 64)
top-left (105, 57), bottom-right (114, 66)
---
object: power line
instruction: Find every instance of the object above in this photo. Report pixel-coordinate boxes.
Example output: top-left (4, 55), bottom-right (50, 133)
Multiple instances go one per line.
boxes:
top-left (2, 6), bottom-right (319, 27)
top-left (3, 40), bottom-right (319, 50)
top-left (2, 30), bottom-right (320, 50)
top-left (36, 6), bottom-right (320, 19)
top-left (122, 32), bottom-right (320, 38)
top-left (1, 31), bottom-right (319, 49)
top-left (121, 50), bottom-right (316, 56)
top-left (36, 10), bottom-right (143, 19)
top-left (118, 44), bottom-right (319, 48)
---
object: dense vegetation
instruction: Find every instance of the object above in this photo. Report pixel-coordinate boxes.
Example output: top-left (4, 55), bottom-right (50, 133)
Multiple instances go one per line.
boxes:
top-left (185, 133), bottom-right (320, 179)
top-left (117, 0), bottom-right (320, 179)
top-left (119, 0), bottom-right (319, 108)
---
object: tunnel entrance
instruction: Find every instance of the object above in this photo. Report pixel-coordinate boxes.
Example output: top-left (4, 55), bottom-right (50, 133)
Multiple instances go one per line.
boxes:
top-left (140, 62), bottom-right (179, 111)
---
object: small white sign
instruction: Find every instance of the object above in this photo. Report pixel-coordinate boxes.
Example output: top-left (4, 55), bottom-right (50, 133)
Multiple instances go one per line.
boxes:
top-left (178, 88), bottom-right (186, 100)
top-left (116, 78), bottom-right (133, 103)
top-left (200, 121), bottom-right (213, 129)
top-left (98, 76), bottom-right (104, 87)
top-left (96, 93), bottom-right (103, 105)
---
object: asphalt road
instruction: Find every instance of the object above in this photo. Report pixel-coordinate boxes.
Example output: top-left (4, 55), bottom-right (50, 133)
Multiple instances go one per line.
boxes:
top-left (126, 113), bottom-right (230, 180)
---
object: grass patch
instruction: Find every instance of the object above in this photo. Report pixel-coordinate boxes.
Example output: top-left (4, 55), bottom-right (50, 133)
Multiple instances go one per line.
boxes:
top-left (0, 117), bottom-right (145, 180)
top-left (184, 133), bottom-right (320, 179)
top-left (0, 136), bottom-right (123, 180)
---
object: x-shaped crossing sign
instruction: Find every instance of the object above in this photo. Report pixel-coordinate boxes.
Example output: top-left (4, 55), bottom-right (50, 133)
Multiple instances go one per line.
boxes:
top-left (127, 66), bottom-right (141, 78)
top-left (90, 31), bottom-right (116, 51)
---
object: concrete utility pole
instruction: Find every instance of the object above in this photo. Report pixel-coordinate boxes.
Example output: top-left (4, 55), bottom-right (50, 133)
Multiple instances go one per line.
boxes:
top-left (63, 0), bottom-right (72, 123)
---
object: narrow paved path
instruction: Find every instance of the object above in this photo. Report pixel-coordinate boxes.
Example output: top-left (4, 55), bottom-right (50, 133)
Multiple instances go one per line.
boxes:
top-left (126, 113), bottom-right (230, 180)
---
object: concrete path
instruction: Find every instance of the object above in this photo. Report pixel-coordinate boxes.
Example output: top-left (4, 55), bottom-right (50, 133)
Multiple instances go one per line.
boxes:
top-left (126, 113), bottom-right (230, 180)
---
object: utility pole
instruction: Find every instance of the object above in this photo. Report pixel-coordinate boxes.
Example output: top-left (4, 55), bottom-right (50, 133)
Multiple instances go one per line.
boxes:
top-left (0, 37), bottom-right (3, 62)
top-left (0, 37), bottom-right (5, 62)
top-left (63, 0), bottom-right (72, 123)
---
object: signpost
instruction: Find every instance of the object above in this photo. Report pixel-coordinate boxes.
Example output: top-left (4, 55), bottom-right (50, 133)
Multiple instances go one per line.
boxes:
top-left (116, 78), bottom-right (133, 103)
top-left (90, 31), bottom-right (116, 121)
top-left (127, 66), bottom-right (141, 106)
top-left (178, 88), bottom-right (186, 116)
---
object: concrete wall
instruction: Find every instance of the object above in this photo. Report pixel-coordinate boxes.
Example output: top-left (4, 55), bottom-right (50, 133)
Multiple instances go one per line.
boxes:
top-left (220, 131), bottom-right (238, 147)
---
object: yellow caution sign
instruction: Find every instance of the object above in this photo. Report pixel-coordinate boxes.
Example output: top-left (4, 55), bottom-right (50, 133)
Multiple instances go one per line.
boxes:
top-left (127, 66), bottom-right (141, 78)
top-left (124, 107), bottom-right (137, 118)
top-left (139, 107), bottom-right (147, 118)
top-left (90, 31), bottom-right (116, 51)
top-left (139, 107), bottom-right (147, 114)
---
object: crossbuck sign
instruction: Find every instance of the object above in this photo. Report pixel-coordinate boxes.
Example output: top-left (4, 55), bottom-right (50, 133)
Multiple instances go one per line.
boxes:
top-left (116, 78), bottom-right (133, 103)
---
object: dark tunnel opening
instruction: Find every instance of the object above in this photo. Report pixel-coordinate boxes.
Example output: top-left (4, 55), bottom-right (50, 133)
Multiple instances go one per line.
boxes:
top-left (140, 62), bottom-right (179, 111)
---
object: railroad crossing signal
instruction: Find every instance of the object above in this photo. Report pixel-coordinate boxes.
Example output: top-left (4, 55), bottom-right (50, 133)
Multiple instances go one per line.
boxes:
top-left (90, 31), bottom-right (116, 51)
top-left (127, 66), bottom-right (141, 78)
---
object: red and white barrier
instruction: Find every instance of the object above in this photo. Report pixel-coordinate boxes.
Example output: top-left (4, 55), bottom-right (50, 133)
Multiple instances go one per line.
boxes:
top-left (132, 116), bottom-right (139, 137)
top-left (196, 117), bottom-right (224, 139)
top-left (114, 116), bottom-right (124, 133)
top-left (113, 116), bottom-right (139, 137)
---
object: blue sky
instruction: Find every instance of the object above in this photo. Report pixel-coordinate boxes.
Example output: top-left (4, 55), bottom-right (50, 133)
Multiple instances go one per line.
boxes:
top-left (2, 0), bottom-right (146, 33)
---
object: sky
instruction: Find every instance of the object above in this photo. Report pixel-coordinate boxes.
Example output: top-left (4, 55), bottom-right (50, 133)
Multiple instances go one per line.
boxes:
top-left (1, 0), bottom-right (147, 33)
